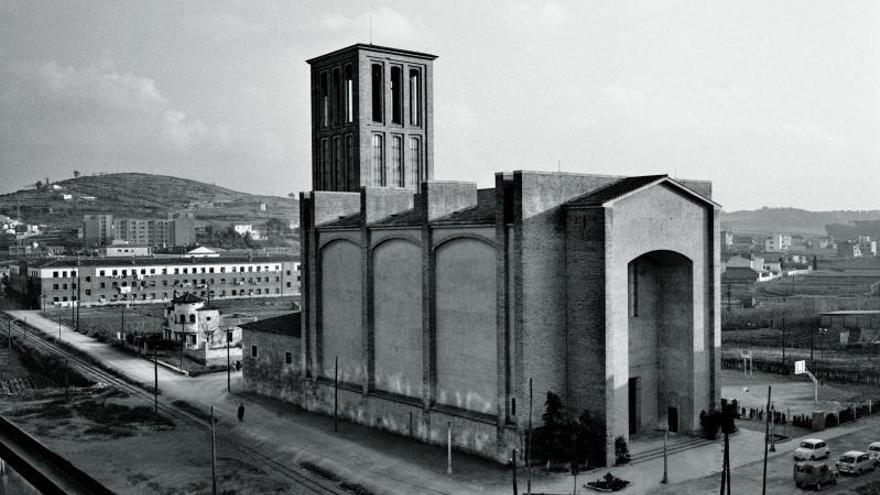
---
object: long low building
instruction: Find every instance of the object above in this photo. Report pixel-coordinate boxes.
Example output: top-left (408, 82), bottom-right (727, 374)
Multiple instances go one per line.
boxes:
top-left (8, 255), bottom-right (300, 309)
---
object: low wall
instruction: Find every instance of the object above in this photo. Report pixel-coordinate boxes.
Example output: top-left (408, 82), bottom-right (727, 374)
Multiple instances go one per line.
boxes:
top-left (301, 379), bottom-right (518, 464)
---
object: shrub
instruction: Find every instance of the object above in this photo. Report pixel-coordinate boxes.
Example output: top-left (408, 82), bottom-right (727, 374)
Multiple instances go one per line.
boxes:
top-left (825, 413), bottom-right (838, 428)
top-left (615, 436), bottom-right (630, 464)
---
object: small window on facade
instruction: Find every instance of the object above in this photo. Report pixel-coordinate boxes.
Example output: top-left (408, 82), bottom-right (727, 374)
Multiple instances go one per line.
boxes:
top-left (53, 283), bottom-right (59, 290)
top-left (409, 68), bottom-right (421, 126)
top-left (101, 282), bottom-right (106, 288)
top-left (390, 66), bottom-right (402, 124)
top-left (85, 289), bottom-right (91, 296)
top-left (100, 270), bottom-right (105, 276)
top-left (53, 297), bottom-right (59, 302)
top-left (112, 270), bottom-right (118, 276)
top-left (189, 314), bottom-right (196, 323)
top-left (344, 64), bottom-right (354, 122)
top-left (372, 134), bottom-right (385, 186)
top-left (53, 271), bottom-right (59, 278)
top-left (251, 345), bottom-right (257, 357)
top-left (286, 282), bottom-right (291, 288)
top-left (391, 135), bottom-right (403, 187)
top-left (285, 352), bottom-right (292, 364)
top-left (320, 71), bottom-right (329, 127)
top-left (62, 271), bottom-right (67, 277)
top-left (371, 64), bottom-right (383, 122)
top-left (85, 276), bottom-right (91, 282)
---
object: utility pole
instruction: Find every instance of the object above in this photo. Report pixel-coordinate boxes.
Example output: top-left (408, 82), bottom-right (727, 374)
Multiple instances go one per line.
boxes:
top-left (7, 319), bottom-right (11, 367)
top-left (121, 305), bottom-right (126, 343)
top-left (211, 405), bottom-right (217, 495)
top-left (76, 274), bottom-right (81, 332)
top-left (64, 358), bottom-right (69, 401)
top-left (527, 377), bottom-right (533, 495)
top-left (447, 422), bottom-right (453, 474)
top-left (226, 329), bottom-right (232, 394)
top-left (511, 448), bottom-right (518, 495)
top-left (153, 347), bottom-right (159, 414)
top-left (334, 356), bottom-right (339, 432)
top-left (762, 386), bottom-right (772, 495)
top-left (781, 318), bottom-right (786, 367)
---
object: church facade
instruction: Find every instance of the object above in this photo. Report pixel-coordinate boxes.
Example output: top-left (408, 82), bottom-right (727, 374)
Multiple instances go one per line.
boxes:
top-left (296, 44), bottom-right (721, 466)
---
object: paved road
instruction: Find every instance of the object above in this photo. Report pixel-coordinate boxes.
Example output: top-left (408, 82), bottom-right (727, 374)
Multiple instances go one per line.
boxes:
top-left (11, 308), bottom-right (880, 494)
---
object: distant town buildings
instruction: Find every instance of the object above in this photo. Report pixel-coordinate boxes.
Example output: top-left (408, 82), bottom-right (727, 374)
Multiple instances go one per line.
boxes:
top-left (103, 244), bottom-right (151, 257)
top-left (8, 255), bottom-right (300, 309)
top-left (83, 213), bottom-right (196, 248)
top-left (232, 224), bottom-right (262, 240)
top-left (764, 233), bottom-right (792, 252)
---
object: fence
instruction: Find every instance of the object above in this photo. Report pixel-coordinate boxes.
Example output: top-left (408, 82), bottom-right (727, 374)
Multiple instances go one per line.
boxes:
top-left (722, 357), bottom-right (880, 386)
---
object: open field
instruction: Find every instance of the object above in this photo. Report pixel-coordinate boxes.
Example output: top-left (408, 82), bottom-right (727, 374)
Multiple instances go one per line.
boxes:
top-left (42, 296), bottom-right (300, 341)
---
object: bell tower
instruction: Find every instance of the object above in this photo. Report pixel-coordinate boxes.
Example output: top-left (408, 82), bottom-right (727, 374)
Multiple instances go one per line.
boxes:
top-left (307, 44), bottom-right (437, 191)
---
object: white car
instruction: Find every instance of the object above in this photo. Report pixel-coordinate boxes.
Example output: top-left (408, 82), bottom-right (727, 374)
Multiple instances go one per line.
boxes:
top-left (867, 442), bottom-right (880, 465)
top-left (837, 450), bottom-right (875, 475)
top-left (794, 439), bottom-right (830, 461)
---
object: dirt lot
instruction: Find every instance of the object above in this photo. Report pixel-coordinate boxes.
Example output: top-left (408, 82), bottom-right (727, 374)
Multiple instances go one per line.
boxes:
top-left (721, 368), bottom-right (879, 416)
top-left (0, 339), bottom-right (295, 494)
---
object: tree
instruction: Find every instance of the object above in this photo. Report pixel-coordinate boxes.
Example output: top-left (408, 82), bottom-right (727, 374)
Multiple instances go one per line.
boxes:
top-left (265, 217), bottom-right (289, 236)
top-left (35, 180), bottom-right (43, 189)
top-left (73, 170), bottom-right (81, 178)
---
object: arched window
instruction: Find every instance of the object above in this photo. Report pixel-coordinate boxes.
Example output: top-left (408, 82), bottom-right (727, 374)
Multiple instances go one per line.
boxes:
top-left (319, 71), bottom-right (329, 127)
top-left (334, 137), bottom-right (343, 190)
top-left (332, 68), bottom-right (342, 125)
top-left (409, 137), bottom-right (422, 185)
top-left (391, 66), bottom-right (402, 124)
top-left (409, 68), bottom-right (421, 126)
top-left (371, 64), bottom-right (383, 123)
top-left (344, 64), bottom-right (354, 123)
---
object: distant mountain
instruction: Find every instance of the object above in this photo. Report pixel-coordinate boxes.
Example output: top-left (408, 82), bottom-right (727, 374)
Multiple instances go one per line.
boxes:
top-left (0, 173), bottom-right (298, 228)
top-left (721, 207), bottom-right (880, 236)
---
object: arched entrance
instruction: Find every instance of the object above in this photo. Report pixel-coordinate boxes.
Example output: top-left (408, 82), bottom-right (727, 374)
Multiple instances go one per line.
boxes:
top-left (626, 250), bottom-right (693, 435)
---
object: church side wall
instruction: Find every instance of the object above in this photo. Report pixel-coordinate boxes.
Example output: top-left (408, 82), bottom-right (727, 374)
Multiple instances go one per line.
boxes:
top-left (434, 237), bottom-right (497, 415)
top-left (320, 239), bottom-right (364, 385)
top-left (373, 238), bottom-right (423, 398)
top-left (515, 172), bottom-right (619, 422)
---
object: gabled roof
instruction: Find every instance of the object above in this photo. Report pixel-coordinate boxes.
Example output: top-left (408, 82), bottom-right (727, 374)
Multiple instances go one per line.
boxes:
top-left (319, 212), bottom-right (363, 230)
top-left (566, 175), bottom-right (719, 208)
top-left (171, 293), bottom-right (203, 304)
top-left (240, 312), bottom-right (301, 338)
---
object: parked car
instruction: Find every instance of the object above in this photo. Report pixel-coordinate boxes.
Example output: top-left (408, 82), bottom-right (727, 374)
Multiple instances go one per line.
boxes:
top-left (867, 442), bottom-right (880, 465)
top-left (794, 439), bottom-right (830, 461)
top-left (794, 460), bottom-right (837, 490)
top-left (837, 450), bottom-right (875, 475)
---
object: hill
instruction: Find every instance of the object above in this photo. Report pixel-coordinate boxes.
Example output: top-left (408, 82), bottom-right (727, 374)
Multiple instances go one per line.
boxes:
top-left (0, 173), bottom-right (298, 228)
top-left (720, 207), bottom-right (880, 236)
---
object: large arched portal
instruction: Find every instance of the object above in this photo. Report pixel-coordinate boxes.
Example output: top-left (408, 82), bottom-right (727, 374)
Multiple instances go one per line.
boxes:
top-left (627, 250), bottom-right (693, 435)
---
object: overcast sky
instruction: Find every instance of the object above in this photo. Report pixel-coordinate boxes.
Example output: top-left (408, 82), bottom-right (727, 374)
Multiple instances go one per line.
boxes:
top-left (1, 1), bottom-right (878, 211)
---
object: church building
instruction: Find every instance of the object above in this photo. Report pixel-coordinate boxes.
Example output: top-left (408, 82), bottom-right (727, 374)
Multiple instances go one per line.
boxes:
top-left (297, 43), bottom-right (721, 466)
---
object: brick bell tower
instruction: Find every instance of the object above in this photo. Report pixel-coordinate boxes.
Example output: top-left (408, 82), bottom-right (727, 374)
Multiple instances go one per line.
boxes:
top-left (307, 44), bottom-right (436, 191)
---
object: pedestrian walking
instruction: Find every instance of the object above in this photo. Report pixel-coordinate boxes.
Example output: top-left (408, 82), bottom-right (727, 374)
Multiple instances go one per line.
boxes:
top-left (237, 403), bottom-right (245, 423)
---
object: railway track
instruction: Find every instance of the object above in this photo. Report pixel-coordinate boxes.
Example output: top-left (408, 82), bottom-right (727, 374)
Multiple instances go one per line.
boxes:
top-left (0, 313), bottom-right (348, 495)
